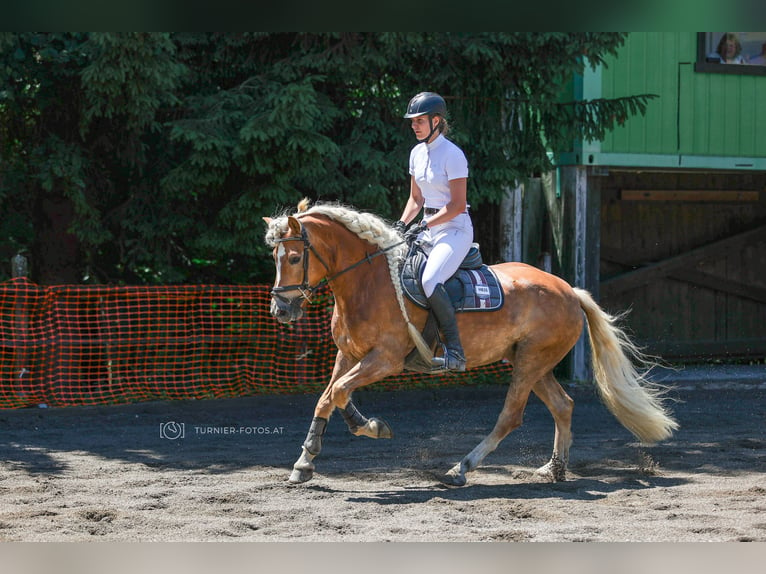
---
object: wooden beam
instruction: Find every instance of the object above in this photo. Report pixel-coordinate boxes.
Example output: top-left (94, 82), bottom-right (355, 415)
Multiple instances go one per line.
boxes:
top-left (621, 189), bottom-right (760, 202)
top-left (666, 269), bottom-right (766, 305)
top-left (601, 247), bottom-right (766, 305)
top-left (600, 224), bottom-right (766, 298)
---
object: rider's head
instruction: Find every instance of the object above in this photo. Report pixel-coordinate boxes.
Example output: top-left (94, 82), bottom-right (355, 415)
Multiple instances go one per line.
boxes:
top-left (403, 92), bottom-right (448, 144)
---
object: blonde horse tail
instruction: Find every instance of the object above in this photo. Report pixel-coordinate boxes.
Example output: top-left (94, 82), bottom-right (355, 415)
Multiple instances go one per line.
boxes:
top-left (574, 287), bottom-right (679, 444)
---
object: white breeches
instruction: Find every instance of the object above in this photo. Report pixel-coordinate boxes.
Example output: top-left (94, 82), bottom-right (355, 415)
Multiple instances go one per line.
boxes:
top-left (420, 212), bottom-right (474, 298)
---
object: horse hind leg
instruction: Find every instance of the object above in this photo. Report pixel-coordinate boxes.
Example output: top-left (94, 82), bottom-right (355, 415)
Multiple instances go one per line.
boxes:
top-left (531, 372), bottom-right (574, 482)
top-left (443, 377), bottom-right (532, 487)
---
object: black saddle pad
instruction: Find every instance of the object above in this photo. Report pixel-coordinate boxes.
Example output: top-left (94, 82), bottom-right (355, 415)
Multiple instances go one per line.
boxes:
top-left (400, 247), bottom-right (504, 312)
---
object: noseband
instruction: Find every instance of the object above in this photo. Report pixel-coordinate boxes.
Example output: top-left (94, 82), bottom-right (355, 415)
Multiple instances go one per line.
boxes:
top-left (271, 224), bottom-right (404, 305)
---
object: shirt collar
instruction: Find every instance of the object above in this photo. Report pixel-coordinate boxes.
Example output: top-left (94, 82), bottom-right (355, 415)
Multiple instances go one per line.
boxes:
top-left (426, 134), bottom-right (445, 151)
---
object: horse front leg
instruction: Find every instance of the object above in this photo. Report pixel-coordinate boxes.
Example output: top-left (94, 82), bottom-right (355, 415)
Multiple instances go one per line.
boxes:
top-left (330, 350), bottom-right (402, 442)
top-left (289, 416), bottom-right (327, 484)
top-left (339, 398), bottom-right (394, 439)
top-left (289, 349), bottom-right (400, 484)
top-left (288, 351), bottom-right (352, 484)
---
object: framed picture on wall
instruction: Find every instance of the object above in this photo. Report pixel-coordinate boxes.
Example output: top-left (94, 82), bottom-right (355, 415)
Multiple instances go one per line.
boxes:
top-left (695, 32), bottom-right (766, 75)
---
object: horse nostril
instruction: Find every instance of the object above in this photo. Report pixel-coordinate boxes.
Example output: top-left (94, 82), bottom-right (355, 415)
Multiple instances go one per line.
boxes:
top-left (271, 299), bottom-right (291, 321)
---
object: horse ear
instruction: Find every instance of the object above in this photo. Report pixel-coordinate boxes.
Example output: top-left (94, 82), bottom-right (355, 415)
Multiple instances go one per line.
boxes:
top-left (287, 216), bottom-right (302, 235)
top-left (262, 217), bottom-right (272, 225)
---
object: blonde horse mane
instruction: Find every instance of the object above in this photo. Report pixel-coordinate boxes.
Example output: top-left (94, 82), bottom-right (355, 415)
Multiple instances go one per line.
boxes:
top-left (265, 198), bottom-right (405, 258)
top-left (264, 200), bottom-right (422, 350)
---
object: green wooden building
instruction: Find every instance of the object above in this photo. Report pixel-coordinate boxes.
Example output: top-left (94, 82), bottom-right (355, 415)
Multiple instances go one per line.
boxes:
top-left (517, 32), bottom-right (766, 378)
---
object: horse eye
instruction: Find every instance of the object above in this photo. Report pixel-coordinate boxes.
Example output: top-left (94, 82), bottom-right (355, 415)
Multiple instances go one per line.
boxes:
top-left (288, 254), bottom-right (302, 265)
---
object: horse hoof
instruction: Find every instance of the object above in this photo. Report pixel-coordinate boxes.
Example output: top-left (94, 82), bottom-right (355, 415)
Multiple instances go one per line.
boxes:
top-left (535, 461), bottom-right (566, 482)
top-left (441, 467), bottom-right (467, 487)
top-left (288, 467), bottom-right (314, 484)
top-left (352, 417), bottom-right (394, 439)
top-left (369, 417), bottom-right (393, 439)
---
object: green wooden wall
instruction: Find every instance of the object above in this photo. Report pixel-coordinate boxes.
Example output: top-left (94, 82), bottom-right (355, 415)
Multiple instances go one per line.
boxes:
top-left (570, 32), bottom-right (766, 168)
top-left (601, 32), bottom-right (687, 155)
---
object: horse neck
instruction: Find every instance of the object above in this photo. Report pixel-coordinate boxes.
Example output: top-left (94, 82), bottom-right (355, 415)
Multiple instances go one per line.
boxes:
top-left (306, 217), bottom-right (394, 311)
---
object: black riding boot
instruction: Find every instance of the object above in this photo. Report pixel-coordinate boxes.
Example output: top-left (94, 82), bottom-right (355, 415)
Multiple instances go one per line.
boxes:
top-left (427, 283), bottom-right (466, 371)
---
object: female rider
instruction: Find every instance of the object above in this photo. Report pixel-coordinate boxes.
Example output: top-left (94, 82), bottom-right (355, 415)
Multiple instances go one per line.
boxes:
top-left (395, 92), bottom-right (473, 371)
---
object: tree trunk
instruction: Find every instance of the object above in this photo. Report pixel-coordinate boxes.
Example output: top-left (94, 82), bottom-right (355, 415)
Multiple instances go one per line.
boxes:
top-left (33, 192), bottom-right (83, 284)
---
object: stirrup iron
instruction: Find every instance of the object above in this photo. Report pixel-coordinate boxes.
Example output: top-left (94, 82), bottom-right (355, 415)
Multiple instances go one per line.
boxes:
top-left (431, 343), bottom-right (466, 372)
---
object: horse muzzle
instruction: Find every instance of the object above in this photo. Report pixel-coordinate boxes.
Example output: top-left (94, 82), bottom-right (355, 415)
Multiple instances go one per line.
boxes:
top-left (270, 293), bottom-right (305, 323)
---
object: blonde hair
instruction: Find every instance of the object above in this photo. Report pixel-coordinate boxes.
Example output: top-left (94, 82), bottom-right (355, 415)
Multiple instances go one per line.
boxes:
top-left (436, 116), bottom-right (449, 136)
top-left (717, 32), bottom-right (742, 59)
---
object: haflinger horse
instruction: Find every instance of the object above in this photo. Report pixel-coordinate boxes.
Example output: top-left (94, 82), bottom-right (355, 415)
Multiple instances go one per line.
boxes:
top-left (264, 199), bottom-right (678, 486)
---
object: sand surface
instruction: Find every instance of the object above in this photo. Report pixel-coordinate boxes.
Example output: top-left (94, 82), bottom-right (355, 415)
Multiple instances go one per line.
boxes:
top-left (1, 377), bottom-right (764, 542)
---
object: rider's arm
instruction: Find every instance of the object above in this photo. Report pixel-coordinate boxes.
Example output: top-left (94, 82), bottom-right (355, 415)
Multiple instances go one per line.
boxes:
top-left (422, 177), bottom-right (467, 228)
top-left (398, 176), bottom-right (425, 225)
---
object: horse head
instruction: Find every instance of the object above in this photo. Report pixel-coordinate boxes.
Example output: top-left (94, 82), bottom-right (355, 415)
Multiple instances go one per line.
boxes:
top-left (263, 214), bottom-right (330, 324)
top-left (264, 199), bottom-right (407, 327)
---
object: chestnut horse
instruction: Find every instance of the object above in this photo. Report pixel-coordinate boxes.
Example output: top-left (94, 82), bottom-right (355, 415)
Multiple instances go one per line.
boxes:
top-left (264, 200), bottom-right (677, 486)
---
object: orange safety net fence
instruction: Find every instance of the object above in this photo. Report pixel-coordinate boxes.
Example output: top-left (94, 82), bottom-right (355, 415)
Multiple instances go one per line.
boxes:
top-left (0, 278), bottom-right (512, 409)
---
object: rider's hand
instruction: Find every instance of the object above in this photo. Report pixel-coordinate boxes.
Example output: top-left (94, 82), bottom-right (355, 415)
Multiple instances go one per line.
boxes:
top-left (392, 220), bottom-right (407, 235)
top-left (404, 220), bottom-right (428, 245)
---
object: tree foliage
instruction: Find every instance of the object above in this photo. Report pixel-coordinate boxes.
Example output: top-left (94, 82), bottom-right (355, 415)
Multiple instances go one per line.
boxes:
top-left (0, 32), bottom-right (652, 284)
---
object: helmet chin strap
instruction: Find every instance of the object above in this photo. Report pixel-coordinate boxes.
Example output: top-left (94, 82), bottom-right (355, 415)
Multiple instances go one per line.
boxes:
top-left (417, 115), bottom-right (440, 144)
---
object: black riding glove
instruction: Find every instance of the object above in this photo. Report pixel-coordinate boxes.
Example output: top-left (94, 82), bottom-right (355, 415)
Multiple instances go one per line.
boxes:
top-left (404, 220), bottom-right (428, 245)
top-left (392, 220), bottom-right (407, 235)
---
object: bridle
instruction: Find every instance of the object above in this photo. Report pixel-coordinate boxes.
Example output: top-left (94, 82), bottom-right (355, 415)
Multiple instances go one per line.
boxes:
top-left (271, 219), bottom-right (433, 363)
top-left (271, 224), bottom-right (404, 305)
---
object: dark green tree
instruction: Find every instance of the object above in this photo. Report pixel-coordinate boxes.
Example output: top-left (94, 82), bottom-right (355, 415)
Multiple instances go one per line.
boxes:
top-left (0, 32), bottom-right (184, 283)
top-left (0, 32), bottom-right (652, 284)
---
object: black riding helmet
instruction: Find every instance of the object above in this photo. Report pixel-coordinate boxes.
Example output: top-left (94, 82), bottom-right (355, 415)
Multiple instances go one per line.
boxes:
top-left (403, 92), bottom-right (447, 143)
top-left (403, 92), bottom-right (447, 119)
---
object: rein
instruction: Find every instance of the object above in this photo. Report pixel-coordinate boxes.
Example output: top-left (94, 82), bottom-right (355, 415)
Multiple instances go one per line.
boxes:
top-left (271, 226), bottom-right (404, 304)
top-left (271, 217), bottom-right (435, 365)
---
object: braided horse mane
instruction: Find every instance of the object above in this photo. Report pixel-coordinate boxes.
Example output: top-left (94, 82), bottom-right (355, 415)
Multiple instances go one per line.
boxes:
top-left (265, 198), bottom-right (411, 320)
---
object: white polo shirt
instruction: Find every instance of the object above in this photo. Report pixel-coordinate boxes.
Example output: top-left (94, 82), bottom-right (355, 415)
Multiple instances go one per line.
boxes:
top-left (408, 134), bottom-right (469, 209)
